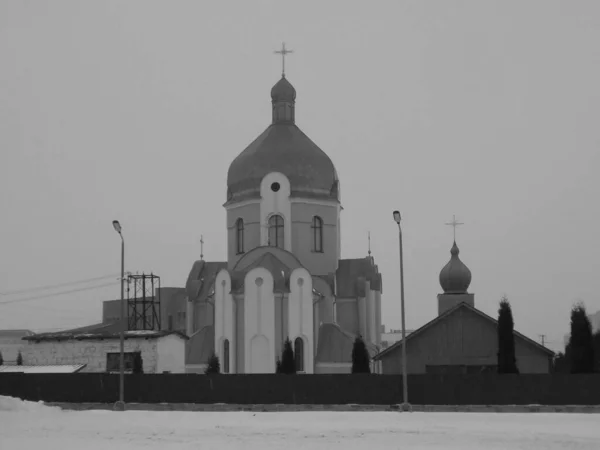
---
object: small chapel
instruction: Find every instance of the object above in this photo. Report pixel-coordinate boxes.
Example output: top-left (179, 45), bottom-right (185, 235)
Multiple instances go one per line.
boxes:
top-left (181, 68), bottom-right (382, 374)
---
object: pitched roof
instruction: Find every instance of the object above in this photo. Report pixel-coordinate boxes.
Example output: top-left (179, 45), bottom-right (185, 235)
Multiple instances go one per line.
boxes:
top-left (23, 321), bottom-right (187, 342)
top-left (374, 302), bottom-right (554, 360)
top-left (336, 257), bottom-right (382, 297)
top-left (186, 260), bottom-right (227, 303)
top-left (230, 247), bottom-right (304, 294)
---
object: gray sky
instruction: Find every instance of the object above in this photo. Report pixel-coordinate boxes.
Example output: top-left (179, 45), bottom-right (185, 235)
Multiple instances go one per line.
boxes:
top-left (1, 0), bottom-right (599, 352)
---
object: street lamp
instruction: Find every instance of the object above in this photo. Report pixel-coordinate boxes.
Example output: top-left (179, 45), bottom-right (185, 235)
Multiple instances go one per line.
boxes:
top-left (112, 220), bottom-right (125, 411)
top-left (393, 210), bottom-right (410, 411)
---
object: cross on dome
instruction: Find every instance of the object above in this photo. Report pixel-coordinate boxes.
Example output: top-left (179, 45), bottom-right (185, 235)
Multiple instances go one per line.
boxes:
top-left (274, 42), bottom-right (293, 77)
top-left (445, 215), bottom-right (464, 242)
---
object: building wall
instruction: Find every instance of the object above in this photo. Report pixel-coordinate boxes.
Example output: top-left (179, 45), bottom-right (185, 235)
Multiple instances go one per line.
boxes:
top-left (22, 339), bottom-right (157, 373)
top-left (380, 307), bottom-right (551, 374)
top-left (260, 172), bottom-right (292, 251)
top-left (290, 200), bottom-right (339, 276)
top-left (156, 335), bottom-right (186, 373)
top-left (226, 200), bottom-right (261, 269)
top-left (336, 299), bottom-right (358, 335)
top-left (243, 267), bottom-right (276, 373)
top-left (214, 270), bottom-right (236, 373)
top-left (0, 331), bottom-right (32, 364)
top-left (314, 362), bottom-right (351, 374)
top-left (289, 268), bottom-right (314, 373)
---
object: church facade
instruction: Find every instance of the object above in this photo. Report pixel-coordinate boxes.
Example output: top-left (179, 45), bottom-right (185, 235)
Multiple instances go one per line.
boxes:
top-left (183, 74), bottom-right (382, 374)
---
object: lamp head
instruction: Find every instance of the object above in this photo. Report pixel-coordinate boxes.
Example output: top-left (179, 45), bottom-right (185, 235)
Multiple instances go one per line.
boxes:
top-left (112, 220), bottom-right (122, 234)
top-left (393, 210), bottom-right (401, 224)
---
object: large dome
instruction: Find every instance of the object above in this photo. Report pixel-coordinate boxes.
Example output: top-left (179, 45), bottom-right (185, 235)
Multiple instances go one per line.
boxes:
top-left (226, 77), bottom-right (339, 203)
top-left (439, 242), bottom-right (472, 294)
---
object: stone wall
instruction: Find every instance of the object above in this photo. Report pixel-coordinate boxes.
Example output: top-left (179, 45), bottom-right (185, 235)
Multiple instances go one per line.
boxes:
top-left (22, 338), bottom-right (159, 373)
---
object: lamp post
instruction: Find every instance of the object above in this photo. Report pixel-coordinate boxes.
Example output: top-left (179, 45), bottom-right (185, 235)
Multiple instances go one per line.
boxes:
top-left (393, 210), bottom-right (410, 411)
top-left (112, 220), bottom-right (125, 411)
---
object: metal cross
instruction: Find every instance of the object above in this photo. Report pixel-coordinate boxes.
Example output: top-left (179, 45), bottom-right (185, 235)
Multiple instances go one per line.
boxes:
top-left (445, 215), bottom-right (464, 242)
top-left (200, 235), bottom-right (204, 260)
top-left (274, 42), bottom-right (293, 77)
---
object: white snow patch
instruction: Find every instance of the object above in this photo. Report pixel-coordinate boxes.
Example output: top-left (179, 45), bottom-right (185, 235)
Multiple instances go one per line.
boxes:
top-left (0, 395), bottom-right (60, 413)
top-left (0, 398), bottom-right (599, 449)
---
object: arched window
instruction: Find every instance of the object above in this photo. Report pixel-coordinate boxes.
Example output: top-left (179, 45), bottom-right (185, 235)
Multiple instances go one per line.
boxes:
top-left (223, 339), bottom-right (230, 374)
top-left (311, 216), bottom-right (323, 253)
top-left (294, 337), bottom-right (304, 372)
top-left (236, 219), bottom-right (244, 254)
top-left (268, 215), bottom-right (284, 248)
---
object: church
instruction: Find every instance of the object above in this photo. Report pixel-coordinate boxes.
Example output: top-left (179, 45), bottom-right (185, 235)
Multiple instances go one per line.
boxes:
top-left (178, 69), bottom-right (382, 374)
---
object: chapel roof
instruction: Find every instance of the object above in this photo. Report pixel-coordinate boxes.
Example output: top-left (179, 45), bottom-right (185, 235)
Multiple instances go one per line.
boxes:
top-left (373, 302), bottom-right (554, 361)
top-left (226, 77), bottom-right (339, 204)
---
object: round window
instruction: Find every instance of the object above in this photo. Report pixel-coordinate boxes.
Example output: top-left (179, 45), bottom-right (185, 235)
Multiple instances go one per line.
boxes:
top-left (271, 182), bottom-right (281, 192)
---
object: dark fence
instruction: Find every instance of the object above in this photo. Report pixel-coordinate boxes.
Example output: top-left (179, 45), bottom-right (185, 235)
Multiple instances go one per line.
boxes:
top-left (1, 373), bottom-right (599, 405)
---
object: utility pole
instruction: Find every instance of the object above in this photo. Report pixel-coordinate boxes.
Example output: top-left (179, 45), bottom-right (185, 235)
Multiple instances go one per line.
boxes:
top-left (539, 334), bottom-right (546, 346)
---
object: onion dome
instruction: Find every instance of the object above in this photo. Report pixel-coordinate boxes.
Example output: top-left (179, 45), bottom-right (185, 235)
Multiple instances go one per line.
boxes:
top-left (270, 76), bottom-right (296, 102)
top-left (226, 76), bottom-right (339, 204)
top-left (439, 241), bottom-right (472, 294)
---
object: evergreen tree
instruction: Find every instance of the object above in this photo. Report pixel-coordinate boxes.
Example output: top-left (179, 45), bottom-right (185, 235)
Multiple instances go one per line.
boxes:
top-left (351, 336), bottom-right (371, 373)
top-left (593, 331), bottom-right (600, 373)
top-left (279, 338), bottom-right (296, 374)
top-left (497, 297), bottom-right (519, 373)
top-left (205, 352), bottom-right (220, 374)
top-left (0, 351), bottom-right (3, 365)
top-left (569, 304), bottom-right (595, 373)
top-left (16, 351), bottom-right (23, 366)
top-left (275, 358), bottom-right (282, 374)
top-left (132, 352), bottom-right (143, 374)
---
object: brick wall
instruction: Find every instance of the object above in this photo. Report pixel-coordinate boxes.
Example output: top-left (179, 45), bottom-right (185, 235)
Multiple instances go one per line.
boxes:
top-left (21, 338), bottom-right (159, 373)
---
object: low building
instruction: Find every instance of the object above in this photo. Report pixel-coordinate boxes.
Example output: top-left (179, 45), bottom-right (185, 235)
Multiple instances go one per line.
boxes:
top-left (21, 321), bottom-right (187, 374)
top-left (374, 241), bottom-right (554, 374)
top-left (0, 329), bottom-right (34, 365)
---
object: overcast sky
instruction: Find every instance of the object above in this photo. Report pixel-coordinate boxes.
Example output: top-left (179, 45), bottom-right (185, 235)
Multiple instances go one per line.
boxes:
top-left (1, 0), bottom-right (599, 352)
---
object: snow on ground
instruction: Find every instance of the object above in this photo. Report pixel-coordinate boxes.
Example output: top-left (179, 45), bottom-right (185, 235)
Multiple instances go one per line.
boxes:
top-left (1, 396), bottom-right (599, 450)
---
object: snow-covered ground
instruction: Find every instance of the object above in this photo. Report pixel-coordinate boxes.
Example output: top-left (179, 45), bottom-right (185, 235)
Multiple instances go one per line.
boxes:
top-left (1, 396), bottom-right (599, 449)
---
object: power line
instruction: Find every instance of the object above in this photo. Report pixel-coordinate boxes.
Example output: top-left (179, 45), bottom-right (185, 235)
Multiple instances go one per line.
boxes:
top-left (0, 274), bottom-right (120, 297)
top-left (0, 281), bottom-right (119, 306)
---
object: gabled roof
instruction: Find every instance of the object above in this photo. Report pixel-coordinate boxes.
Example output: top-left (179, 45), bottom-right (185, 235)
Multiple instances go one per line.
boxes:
top-left (374, 302), bottom-right (554, 360)
top-left (230, 247), bottom-right (304, 294)
top-left (186, 260), bottom-right (227, 303)
top-left (23, 321), bottom-right (188, 342)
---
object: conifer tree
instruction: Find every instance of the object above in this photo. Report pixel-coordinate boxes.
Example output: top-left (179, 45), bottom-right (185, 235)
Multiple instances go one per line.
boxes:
top-left (279, 338), bottom-right (296, 374)
top-left (205, 353), bottom-right (220, 374)
top-left (16, 351), bottom-right (23, 366)
top-left (351, 336), bottom-right (371, 373)
top-left (0, 351), bottom-right (3, 366)
top-left (497, 296), bottom-right (519, 373)
top-left (132, 352), bottom-right (143, 374)
top-left (569, 304), bottom-right (595, 373)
